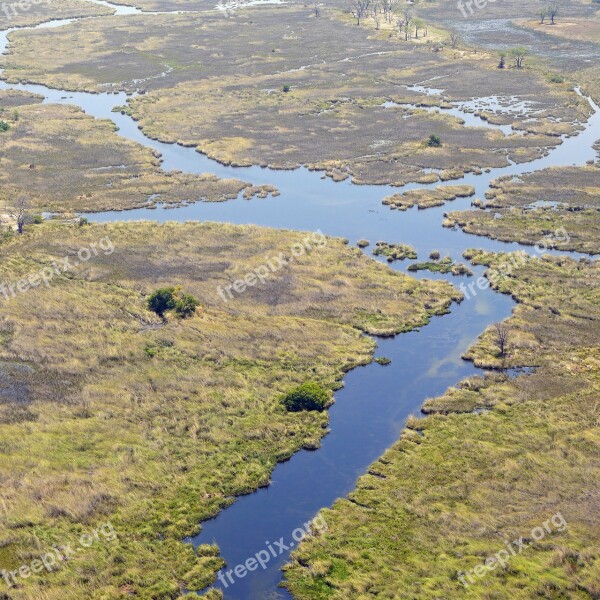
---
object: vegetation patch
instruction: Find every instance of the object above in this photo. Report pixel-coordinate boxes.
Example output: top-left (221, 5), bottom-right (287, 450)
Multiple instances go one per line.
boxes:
top-left (282, 381), bottom-right (330, 412)
top-left (444, 166), bottom-right (600, 254)
top-left (372, 241), bottom-right (417, 261)
top-left (0, 220), bottom-right (459, 599)
top-left (0, 101), bottom-right (269, 213)
top-left (408, 257), bottom-right (474, 276)
top-left (383, 184), bottom-right (475, 210)
top-left (284, 250), bottom-right (600, 599)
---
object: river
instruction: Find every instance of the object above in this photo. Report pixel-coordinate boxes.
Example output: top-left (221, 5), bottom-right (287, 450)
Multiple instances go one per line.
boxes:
top-left (0, 5), bottom-right (598, 598)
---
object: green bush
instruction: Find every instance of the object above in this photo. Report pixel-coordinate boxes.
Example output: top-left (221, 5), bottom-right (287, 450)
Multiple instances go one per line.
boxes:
top-left (173, 293), bottom-right (198, 318)
top-left (426, 134), bottom-right (442, 147)
top-left (0, 121), bottom-right (9, 132)
top-left (147, 287), bottom-right (199, 319)
top-left (282, 381), bottom-right (329, 412)
top-left (282, 85), bottom-right (291, 93)
top-left (147, 287), bottom-right (176, 316)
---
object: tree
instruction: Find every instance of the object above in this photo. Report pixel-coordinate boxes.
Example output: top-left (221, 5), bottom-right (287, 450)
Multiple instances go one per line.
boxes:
top-left (381, 0), bottom-right (397, 23)
top-left (493, 323), bottom-right (510, 358)
top-left (9, 196), bottom-right (30, 234)
top-left (372, 3), bottom-right (382, 30)
top-left (449, 31), bottom-right (461, 48)
top-left (313, 2), bottom-right (321, 16)
top-left (349, 0), bottom-right (372, 25)
top-left (509, 46), bottom-right (528, 68)
top-left (413, 17), bottom-right (425, 38)
top-left (538, 7), bottom-right (548, 23)
top-left (498, 51), bottom-right (506, 68)
top-left (282, 381), bottom-right (330, 412)
top-left (548, 3), bottom-right (558, 23)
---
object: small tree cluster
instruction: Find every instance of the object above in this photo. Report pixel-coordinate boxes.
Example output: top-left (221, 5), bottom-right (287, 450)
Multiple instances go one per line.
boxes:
top-left (539, 3), bottom-right (559, 24)
top-left (281, 381), bottom-right (330, 412)
top-left (348, 0), bottom-right (372, 25)
top-left (509, 46), bottom-right (528, 68)
top-left (147, 286), bottom-right (199, 319)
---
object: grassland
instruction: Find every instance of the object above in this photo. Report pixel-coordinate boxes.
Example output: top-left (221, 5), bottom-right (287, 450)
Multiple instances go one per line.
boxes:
top-left (0, 94), bottom-right (271, 213)
top-left (0, 220), bottom-right (459, 600)
top-left (0, 0), bottom-right (110, 29)
top-left (444, 166), bottom-right (600, 254)
top-left (0, 4), bottom-right (588, 185)
top-left (517, 14), bottom-right (600, 45)
top-left (284, 250), bottom-right (600, 599)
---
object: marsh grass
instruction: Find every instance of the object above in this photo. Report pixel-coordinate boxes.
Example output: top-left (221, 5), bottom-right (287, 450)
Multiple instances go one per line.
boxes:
top-left (0, 98), bottom-right (259, 214)
top-left (284, 250), bottom-right (600, 599)
top-left (0, 221), bottom-right (458, 599)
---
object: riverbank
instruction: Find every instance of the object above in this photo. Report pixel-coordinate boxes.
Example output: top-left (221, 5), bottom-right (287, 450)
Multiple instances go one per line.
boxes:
top-left (0, 220), bottom-right (458, 599)
top-left (284, 251), bottom-right (600, 599)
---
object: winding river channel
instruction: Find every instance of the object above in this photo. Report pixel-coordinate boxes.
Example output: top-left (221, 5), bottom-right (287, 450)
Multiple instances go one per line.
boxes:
top-left (1, 5), bottom-right (599, 598)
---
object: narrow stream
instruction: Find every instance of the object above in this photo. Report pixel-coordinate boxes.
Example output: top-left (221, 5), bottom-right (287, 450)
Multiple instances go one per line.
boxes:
top-left (0, 6), bottom-right (598, 599)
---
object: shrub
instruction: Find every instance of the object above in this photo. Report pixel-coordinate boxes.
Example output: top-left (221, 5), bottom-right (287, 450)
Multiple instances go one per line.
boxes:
top-left (429, 250), bottom-right (441, 260)
top-left (282, 381), bottom-right (329, 412)
top-left (357, 239), bottom-right (370, 248)
top-left (426, 134), bottom-right (442, 147)
top-left (282, 85), bottom-right (291, 93)
top-left (147, 287), bottom-right (199, 319)
top-left (147, 287), bottom-right (176, 317)
top-left (0, 121), bottom-right (9, 132)
top-left (173, 293), bottom-right (198, 318)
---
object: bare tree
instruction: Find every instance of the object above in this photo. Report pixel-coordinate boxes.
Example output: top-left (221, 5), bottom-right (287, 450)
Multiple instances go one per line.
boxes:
top-left (449, 31), bottom-right (461, 48)
top-left (9, 196), bottom-right (30, 235)
top-left (548, 2), bottom-right (558, 24)
top-left (372, 3), bottom-right (382, 29)
top-left (381, 0), bottom-right (398, 23)
top-left (538, 7), bottom-right (548, 23)
top-left (349, 0), bottom-right (372, 25)
top-left (313, 2), bottom-right (321, 16)
top-left (493, 323), bottom-right (510, 358)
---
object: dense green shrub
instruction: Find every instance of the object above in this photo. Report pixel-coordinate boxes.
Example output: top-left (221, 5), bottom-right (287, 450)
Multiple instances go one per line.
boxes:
top-left (0, 121), bottom-right (9, 132)
top-left (147, 287), bottom-right (176, 316)
top-left (426, 134), bottom-right (442, 147)
top-left (282, 381), bottom-right (329, 412)
top-left (147, 287), bottom-right (199, 319)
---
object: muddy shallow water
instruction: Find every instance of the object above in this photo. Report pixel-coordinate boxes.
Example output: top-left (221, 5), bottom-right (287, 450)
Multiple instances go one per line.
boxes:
top-left (1, 5), bottom-right (598, 598)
